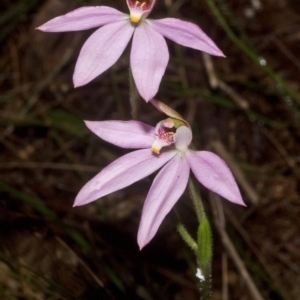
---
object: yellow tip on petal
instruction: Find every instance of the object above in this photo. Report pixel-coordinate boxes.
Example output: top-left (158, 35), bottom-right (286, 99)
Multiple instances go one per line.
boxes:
top-left (130, 13), bottom-right (141, 23)
top-left (151, 144), bottom-right (160, 154)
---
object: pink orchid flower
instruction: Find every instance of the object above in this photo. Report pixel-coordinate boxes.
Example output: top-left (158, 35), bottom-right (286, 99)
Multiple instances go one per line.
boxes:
top-left (74, 104), bottom-right (244, 249)
top-left (37, 0), bottom-right (224, 101)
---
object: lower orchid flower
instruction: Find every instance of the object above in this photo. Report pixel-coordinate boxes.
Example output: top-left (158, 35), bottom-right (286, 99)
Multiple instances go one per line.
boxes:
top-left (37, 0), bottom-right (224, 101)
top-left (74, 101), bottom-right (245, 249)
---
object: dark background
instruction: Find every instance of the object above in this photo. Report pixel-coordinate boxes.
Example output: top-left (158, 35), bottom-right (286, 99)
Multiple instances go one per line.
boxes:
top-left (0, 0), bottom-right (300, 299)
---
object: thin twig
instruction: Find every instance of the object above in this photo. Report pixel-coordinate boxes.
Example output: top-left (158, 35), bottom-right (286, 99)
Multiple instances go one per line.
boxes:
top-left (19, 35), bottom-right (81, 116)
top-left (56, 237), bottom-right (105, 289)
top-left (261, 127), bottom-right (299, 178)
top-left (0, 162), bottom-right (99, 172)
top-left (272, 35), bottom-right (300, 73)
top-left (224, 207), bottom-right (291, 299)
top-left (209, 193), bottom-right (264, 300)
top-left (202, 53), bottom-right (219, 89)
top-left (202, 53), bottom-right (249, 110)
top-left (222, 253), bottom-right (228, 300)
top-left (217, 81), bottom-right (249, 110)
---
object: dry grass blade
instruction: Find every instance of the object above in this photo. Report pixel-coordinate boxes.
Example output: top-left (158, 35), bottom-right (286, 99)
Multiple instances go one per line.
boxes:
top-left (209, 193), bottom-right (264, 300)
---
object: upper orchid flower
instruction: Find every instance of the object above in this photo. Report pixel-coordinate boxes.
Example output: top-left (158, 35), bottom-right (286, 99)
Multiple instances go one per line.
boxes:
top-left (37, 1), bottom-right (224, 101)
top-left (74, 100), bottom-right (244, 249)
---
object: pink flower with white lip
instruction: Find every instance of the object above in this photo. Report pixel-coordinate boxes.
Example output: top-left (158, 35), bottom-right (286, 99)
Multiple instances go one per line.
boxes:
top-left (74, 107), bottom-right (245, 249)
top-left (37, 1), bottom-right (224, 101)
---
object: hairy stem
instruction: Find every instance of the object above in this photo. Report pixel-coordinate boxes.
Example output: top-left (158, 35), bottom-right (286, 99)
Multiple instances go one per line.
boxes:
top-left (129, 68), bottom-right (140, 119)
top-left (197, 216), bottom-right (213, 300)
top-left (177, 222), bottom-right (198, 253)
top-left (188, 177), bottom-right (205, 222)
top-left (188, 176), bottom-right (212, 300)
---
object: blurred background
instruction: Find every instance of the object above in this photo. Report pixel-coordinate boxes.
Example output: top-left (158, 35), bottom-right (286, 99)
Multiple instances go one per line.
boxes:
top-left (1, 0), bottom-right (300, 299)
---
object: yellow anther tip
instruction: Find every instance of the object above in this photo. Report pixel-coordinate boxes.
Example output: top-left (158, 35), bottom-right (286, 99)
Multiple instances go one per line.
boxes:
top-left (151, 145), bottom-right (160, 155)
top-left (130, 13), bottom-right (141, 23)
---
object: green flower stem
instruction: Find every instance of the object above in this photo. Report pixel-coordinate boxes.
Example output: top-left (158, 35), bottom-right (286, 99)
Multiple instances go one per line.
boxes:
top-left (188, 176), bottom-right (212, 300)
top-left (129, 68), bottom-right (140, 119)
top-left (176, 222), bottom-right (198, 254)
top-left (197, 216), bottom-right (213, 300)
top-left (188, 177), bottom-right (205, 222)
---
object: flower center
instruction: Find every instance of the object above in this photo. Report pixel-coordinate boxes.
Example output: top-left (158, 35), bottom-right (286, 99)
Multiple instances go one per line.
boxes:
top-left (127, 0), bottom-right (154, 23)
top-left (151, 118), bottom-right (192, 155)
top-left (151, 119), bottom-right (176, 154)
top-left (158, 125), bottom-right (176, 144)
top-left (127, 0), bottom-right (153, 11)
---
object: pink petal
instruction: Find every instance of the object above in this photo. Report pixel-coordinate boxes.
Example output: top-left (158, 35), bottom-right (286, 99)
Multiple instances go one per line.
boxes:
top-left (37, 6), bottom-right (128, 32)
top-left (74, 149), bottom-right (177, 206)
top-left (130, 23), bottom-right (169, 102)
top-left (148, 18), bottom-right (225, 57)
top-left (85, 120), bottom-right (155, 149)
top-left (73, 21), bottom-right (134, 87)
top-left (138, 153), bottom-right (190, 249)
top-left (187, 150), bottom-right (245, 206)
